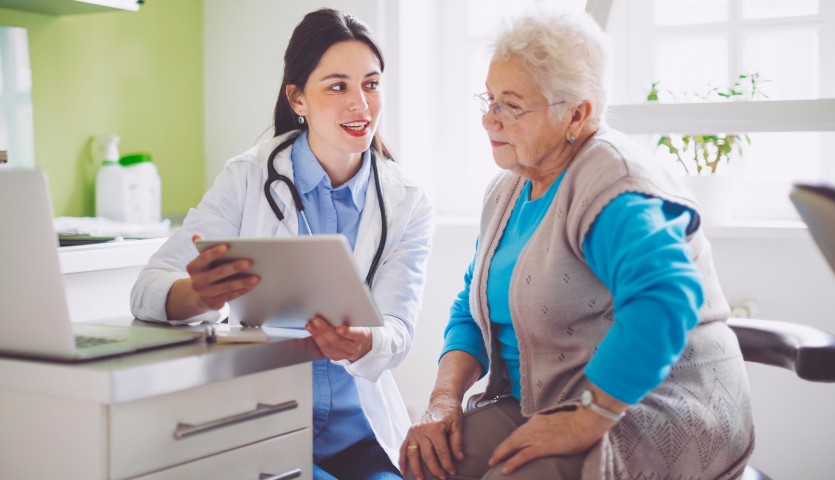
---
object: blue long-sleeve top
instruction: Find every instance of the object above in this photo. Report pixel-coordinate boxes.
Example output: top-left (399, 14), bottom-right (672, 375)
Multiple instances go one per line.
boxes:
top-left (441, 176), bottom-right (704, 405)
top-left (290, 132), bottom-right (376, 460)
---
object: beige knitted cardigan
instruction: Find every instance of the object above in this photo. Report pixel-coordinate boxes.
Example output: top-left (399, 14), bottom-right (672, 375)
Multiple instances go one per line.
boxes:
top-left (469, 127), bottom-right (754, 479)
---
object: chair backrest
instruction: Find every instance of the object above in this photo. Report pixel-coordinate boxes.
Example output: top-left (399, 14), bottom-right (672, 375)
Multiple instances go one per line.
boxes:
top-left (728, 317), bottom-right (835, 480)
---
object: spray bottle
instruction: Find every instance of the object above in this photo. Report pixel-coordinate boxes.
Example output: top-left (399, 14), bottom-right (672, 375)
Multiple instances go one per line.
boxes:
top-left (94, 134), bottom-right (130, 222)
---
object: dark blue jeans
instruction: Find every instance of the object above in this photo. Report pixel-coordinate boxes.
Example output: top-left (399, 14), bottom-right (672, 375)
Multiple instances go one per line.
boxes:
top-left (313, 438), bottom-right (401, 480)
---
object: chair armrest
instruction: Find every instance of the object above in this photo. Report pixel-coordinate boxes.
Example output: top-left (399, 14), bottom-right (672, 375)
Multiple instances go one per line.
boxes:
top-left (728, 317), bottom-right (835, 382)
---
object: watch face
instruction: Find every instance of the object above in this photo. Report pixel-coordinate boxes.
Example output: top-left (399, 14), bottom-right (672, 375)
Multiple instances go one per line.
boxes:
top-left (581, 389), bottom-right (593, 406)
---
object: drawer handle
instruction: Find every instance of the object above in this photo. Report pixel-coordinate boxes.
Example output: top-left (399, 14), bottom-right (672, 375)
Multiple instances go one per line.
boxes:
top-left (173, 400), bottom-right (298, 440)
top-left (259, 469), bottom-right (302, 480)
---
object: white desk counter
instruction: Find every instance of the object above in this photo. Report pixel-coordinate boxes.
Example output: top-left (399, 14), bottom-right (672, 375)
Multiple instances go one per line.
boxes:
top-left (0, 323), bottom-right (320, 479)
top-left (0, 238), bottom-right (320, 478)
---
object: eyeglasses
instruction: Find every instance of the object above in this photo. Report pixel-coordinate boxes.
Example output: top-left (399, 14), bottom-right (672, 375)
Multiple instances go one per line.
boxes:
top-left (473, 93), bottom-right (565, 124)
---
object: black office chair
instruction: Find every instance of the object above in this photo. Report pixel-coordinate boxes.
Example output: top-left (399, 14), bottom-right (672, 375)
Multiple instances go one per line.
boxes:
top-left (728, 317), bottom-right (835, 480)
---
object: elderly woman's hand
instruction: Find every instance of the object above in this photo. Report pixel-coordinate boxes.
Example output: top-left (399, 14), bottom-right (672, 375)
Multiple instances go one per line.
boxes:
top-left (400, 393), bottom-right (465, 480)
top-left (487, 406), bottom-right (616, 475)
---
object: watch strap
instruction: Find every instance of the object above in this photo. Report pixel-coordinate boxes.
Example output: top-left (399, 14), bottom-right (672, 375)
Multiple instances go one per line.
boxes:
top-left (581, 389), bottom-right (625, 422)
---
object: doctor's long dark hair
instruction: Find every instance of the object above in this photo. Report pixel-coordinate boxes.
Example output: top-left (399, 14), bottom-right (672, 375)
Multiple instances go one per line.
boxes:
top-left (273, 8), bottom-right (395, 161)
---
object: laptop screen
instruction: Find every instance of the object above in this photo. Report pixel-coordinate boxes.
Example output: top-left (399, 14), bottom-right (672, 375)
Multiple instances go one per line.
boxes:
top-left (790, 183), bottom-right (835, 277)
top-left (0, 169), bottom-right (200, 361)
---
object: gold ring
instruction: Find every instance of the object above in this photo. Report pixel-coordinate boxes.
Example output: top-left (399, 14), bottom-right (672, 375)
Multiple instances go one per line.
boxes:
top-left (407, 444), bottom-right (419, 451)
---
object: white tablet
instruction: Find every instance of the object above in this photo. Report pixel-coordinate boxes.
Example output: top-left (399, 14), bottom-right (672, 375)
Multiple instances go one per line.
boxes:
top-left (195, 235), bottom-right (383, 328)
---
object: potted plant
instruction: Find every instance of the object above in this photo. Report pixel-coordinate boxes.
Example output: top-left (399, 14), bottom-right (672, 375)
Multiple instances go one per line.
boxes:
top-left (647, 73), bottom-right (768, 223)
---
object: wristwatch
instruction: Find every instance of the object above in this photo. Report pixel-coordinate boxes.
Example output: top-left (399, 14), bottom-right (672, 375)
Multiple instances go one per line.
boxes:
top-left (580, 389), bottom-right (625, 422)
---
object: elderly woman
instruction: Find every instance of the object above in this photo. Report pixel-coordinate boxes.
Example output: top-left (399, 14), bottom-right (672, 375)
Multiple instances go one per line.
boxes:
top-left (400, 11), bottom-right (754, 480)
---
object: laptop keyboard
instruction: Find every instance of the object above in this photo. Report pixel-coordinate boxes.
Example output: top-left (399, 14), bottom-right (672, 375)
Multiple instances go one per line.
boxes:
top-left (75, 335), bottom-right (125, 349)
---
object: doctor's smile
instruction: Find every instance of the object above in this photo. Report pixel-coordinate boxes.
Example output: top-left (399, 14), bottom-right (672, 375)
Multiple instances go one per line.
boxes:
top-left (341, 120), bottom-right (372, 137)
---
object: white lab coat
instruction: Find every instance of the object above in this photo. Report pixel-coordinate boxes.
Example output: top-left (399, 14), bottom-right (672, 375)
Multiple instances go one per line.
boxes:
top-left (130, 131), bottom-right (434, 466)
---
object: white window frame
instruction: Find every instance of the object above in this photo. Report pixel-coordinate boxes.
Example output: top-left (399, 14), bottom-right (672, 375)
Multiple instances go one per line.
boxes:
top-left (601, 0), bottom-right (835, 221)
top-left (0, 26), bottom-right (35, 168)
top-left (394, 0), bottom-right (835, 222)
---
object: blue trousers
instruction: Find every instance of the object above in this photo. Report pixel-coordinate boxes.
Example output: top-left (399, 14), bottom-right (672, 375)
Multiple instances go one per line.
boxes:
top-left (313, 438), bottom-right (401, 480)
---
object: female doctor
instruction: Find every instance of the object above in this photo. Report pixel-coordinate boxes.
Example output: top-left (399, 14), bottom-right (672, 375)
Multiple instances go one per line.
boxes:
top-left (130, 9), bottom-right (433, 480)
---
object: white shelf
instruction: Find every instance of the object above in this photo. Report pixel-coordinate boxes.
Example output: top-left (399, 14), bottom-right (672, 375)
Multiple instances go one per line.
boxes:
top-left (701, 220), bottom-right (810, 240)
top-left (0, 0), bottom-right (139, 15)
top-left (607, 99), bottom-right (835, 133)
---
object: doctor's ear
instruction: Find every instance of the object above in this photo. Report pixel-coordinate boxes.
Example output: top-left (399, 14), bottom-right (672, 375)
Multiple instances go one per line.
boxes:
top-left (286, 84), bottom-right (306, 116)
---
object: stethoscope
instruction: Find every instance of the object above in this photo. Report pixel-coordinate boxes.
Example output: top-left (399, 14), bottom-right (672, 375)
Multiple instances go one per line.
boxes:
top-left (263, 134), bottom-right (387, 287)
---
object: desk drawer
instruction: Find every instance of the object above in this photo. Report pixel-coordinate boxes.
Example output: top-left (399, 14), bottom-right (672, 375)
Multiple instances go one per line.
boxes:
top-left (136, 428), bottom-right (312, 480)
top-left (110, 363), bottom-right (311, 479)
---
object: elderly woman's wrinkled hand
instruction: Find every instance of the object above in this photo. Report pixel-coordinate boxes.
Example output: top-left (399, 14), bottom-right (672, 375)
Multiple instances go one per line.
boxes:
top-left (487, 407), bottom-right (614, 475)
top-left (399, 393), bottom-right (465, 480)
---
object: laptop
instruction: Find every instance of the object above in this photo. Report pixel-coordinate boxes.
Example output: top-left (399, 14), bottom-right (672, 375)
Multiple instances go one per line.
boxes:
top-left (790, 183), bottom-right (835, 276)
top-left (0, 169), bottom-right (201, 362)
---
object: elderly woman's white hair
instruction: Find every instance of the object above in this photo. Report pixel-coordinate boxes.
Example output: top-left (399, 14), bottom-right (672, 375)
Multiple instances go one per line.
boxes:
top-left (492, 11), bottom-right (610, 125)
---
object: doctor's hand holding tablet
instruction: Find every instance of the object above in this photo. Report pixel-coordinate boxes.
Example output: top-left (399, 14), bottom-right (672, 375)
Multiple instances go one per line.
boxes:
top-left (191, 233), bottom-right (383, 362)
top-left (304, 315), bottom-right (373, 362)
top-left (186, 234), bottom-right (260, 312)
top-left (161, 234), bottom-right (258, 321)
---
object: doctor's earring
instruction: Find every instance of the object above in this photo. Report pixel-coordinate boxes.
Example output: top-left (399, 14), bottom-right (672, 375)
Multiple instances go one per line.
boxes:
top-left (298, 116), bottom-right (305, 125)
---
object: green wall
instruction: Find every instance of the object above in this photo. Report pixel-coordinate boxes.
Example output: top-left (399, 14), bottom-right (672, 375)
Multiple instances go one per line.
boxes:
top-left (0, 1), bottom-right (203, 217)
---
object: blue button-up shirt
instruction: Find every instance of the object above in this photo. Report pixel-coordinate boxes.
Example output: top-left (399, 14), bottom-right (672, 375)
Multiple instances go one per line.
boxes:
top-left (290, 132), bottom-right (376, 461)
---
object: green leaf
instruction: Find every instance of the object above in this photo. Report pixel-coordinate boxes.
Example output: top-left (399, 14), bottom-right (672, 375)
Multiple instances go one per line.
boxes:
top-left (652, 71), bottom-right (773, 173)
top-left (646, 81), bottom-right (660, 102)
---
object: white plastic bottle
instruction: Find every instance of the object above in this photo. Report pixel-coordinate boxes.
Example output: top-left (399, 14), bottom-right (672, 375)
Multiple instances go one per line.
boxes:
top-left (94, 134), bottom-right (131, 222)
top-left (119, 153), bottom-right (161, 224)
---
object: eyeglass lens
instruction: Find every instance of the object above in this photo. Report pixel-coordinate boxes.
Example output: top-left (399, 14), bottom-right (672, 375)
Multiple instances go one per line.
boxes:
top-left (474, 94), bottom-right (513, 121)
